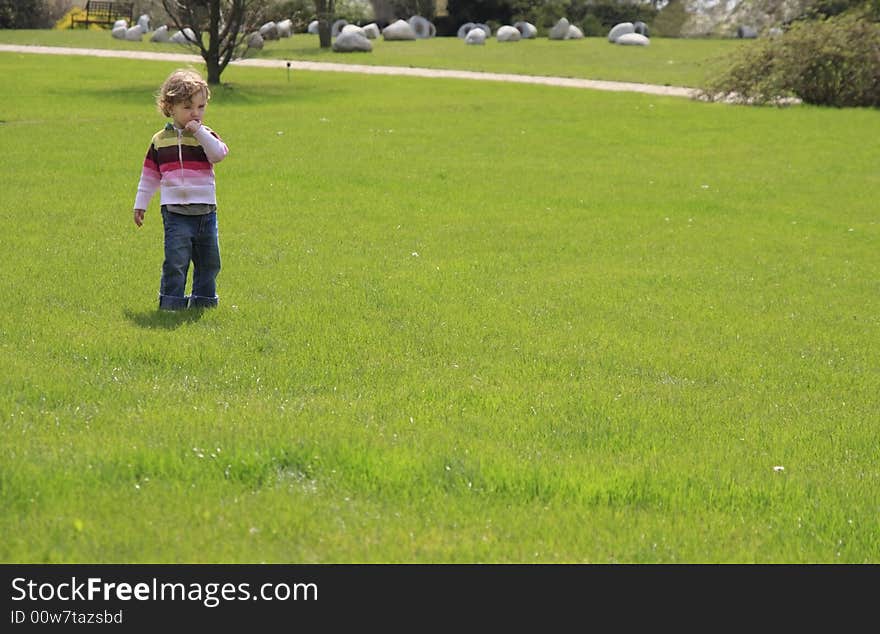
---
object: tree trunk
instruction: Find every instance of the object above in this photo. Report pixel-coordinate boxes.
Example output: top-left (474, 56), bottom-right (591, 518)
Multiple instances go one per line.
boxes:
top-left (315, 0), bottom-right (334, 48)
top-left (206, 56), bottom-right (222, 85)
top-left (318, 19), bottom-right (331, 48)
top-left (206, 0), bottom-right (221, 85)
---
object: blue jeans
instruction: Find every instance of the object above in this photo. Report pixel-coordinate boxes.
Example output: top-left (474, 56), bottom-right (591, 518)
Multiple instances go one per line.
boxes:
top-left (159, 207), bottom-right (221, 310)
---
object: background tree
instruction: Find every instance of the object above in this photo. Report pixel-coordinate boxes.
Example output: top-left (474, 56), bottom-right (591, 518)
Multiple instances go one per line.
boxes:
top-left (161, 0), bottom-right (267, 84)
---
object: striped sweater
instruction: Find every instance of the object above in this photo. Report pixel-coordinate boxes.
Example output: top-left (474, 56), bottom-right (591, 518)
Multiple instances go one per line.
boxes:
top-left (133, 123), bottom-right (229, 211)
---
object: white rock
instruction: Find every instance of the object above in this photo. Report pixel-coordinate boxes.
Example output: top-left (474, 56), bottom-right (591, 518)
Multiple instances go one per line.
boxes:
top-left (567, 25), bottom-right (584, 39)
top-left (383, 19), bottom-right (417, 41)
top-left (616, 32), bottom-right (649, 46)
top-left (331, 19), bottom-right (348, 37)
top-left (124, 25), bottom-right (144, 41)
top-left (246, 31), bottom-right (264, 49)
top-left (457, 22), bottom-right (475, 39)
top-left (633, 20), bottom-right (649, 36)
top-left (260, 21), bottom-right (278, 40)
top-left (113, 19), bottom-right (127, 29)
top-left (341, 24), bottom-right (365, 36)
top-left (473, 23), bottom-right (491, 37)
top-left (496, 25), bottom-right (521, 42)
top-left (277, 19), bottom-right (292, 38)
top-left (137, 14), bottom-right (150, 31)
top-left (465, 28), bottom-right (485, 45)
top-left (608, 22), bottom-right (634, 43)
top-left (333, 30), bottom-right (372, 52)
top-left (308, 20), bottom-right (319, 34)
top-left (549, 18), bottom-right (570, 40)
top-left (408, 15), bottom-right (435, 38)
top-left (150, 25), bottom-right (169, 42)
top-left (363, 23), bottom-right (380, 39)
top-left (111, 25), bottom-right (126, 39)
top-left (514, 21), bottom-right (537, 39)
top-left (170, 28), bottom-right (196, 44)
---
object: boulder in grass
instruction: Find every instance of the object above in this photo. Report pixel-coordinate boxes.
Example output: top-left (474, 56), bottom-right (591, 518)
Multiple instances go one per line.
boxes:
top-left (473, 23), bottom-right (491, 37)
top-left (277, 19), bottom-right (292, 38)
top-left (363, 23), bottom-right (380, 39)
top-left (308, 20), bottom-right (319, 34)
top-left (465, 27), bottom-right (485, 45)
top-left (171, 28), bottom-right (196, 44)
top-left (567, 25), bottom-right (584, 39)
top-left (408, 15), bottom-right (436, 38)
top-left (457, 22), bottom-right (475, 39)
top-left (616, 32), bottom-right (649, 46)
top-left (125, 25), bottom-right (144, 41)
top-left (259, 21), bottom-right (278, 40)
top-left (333, 30), bottom-right (372, 52)
top-left (549, 18), bottom-right (570, 40)
top-left (496, 25), bottom-right (521, 42)
top-left (150, 25), bottom-right (170, 42)
top-left (514, 21), bottom-right (537, 39)
top-left (114, 19), bottom-right (127, 29)
top-left (331, 19), bottom-right (348, 37)
top-left (137, 14), bottom-right (150, 32)
top-left (633, 21), bottom-right (649, 37)
top-left (383, 19), bottom-right (416, 41)
top-left (111, 25), bottom-right (126, 39)
top-left (341, 24), bottom-right (366, 37)
top-left (246, 31), bottom-right (264, 49)
top-left (608, 22), bottom-right (634, 43)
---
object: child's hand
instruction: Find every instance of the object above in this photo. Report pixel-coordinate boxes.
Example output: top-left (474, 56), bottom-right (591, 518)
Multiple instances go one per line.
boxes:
top-left (184, 120), bottom-right (202, 134)
top-left (134, 209), bottom-right (145, 227)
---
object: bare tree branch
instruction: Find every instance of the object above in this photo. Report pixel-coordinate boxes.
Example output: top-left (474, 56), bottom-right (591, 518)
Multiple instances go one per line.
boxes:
top-left (160, 0), bottom-right (265, 84)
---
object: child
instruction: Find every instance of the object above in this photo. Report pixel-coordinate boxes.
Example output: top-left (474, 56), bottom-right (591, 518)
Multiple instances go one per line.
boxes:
top-left (133, 68), bottom-right (229, 310)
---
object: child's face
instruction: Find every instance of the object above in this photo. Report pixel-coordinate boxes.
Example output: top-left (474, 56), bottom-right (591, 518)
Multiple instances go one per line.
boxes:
top-left (170, 90), bottom-right (208, 129)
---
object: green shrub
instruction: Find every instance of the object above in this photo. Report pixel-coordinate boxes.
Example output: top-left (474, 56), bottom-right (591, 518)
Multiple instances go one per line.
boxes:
top-left (700, 10), bottom-right (880, 107)
top-left (1, 0), bottom-right (73, 28)
top-left (803, 0), bottom-right (880, 19)
top-left (335, 0), bottom-right (376, 22)
top-left (388, 0), bottom-right (435, 20)
top-left (651, 0), bottom-right (688, 38)
top-left (446, 0), bottom-right (516, 27)
top-left (579, 13), bottom-right (604, 36)
top-left (583, 1), bottom-right (657, 30)
top-left (267, 0), bottom-right (317, 31)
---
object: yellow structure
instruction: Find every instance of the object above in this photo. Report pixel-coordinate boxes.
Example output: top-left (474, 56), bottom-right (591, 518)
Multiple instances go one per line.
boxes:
top-left (55, 7), bottom-right (102, 29)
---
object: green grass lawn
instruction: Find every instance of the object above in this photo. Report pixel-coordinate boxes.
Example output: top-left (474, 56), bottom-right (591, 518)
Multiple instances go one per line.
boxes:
top-left (0, 28), bottom-right (743, 87)
top-left (0, 50), bottom-right (878, 563)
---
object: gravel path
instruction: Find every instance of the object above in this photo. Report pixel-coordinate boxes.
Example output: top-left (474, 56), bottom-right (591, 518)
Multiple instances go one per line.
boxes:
top-left (0, 43), bottom-right (698, 98)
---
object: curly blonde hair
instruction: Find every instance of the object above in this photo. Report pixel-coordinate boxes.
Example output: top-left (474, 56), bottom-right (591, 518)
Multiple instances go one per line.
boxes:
top-left (156, 68), bottom-right (211, 117)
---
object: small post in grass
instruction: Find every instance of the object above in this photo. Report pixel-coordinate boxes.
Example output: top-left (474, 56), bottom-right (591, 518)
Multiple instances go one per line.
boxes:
top-left (286, 61), bottom-right (291, 83)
